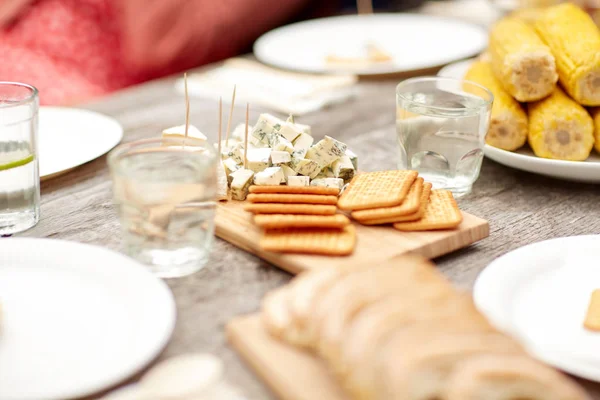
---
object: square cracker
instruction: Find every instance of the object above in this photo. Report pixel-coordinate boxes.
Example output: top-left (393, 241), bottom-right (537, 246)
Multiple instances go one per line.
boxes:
top-left (244, 203), bottom-right (337, 215)
top-left (260, 225), bottom-right (356, 256)
top-left (254, 214), bottom-right (350, 230)
top-left (393, 189), bottom-right (462, 231)
top-left (356, 182), bottom-right (432, 226)
top-left (249, 185), bottom-right (340, 196)
top-left (351, 178), bottom-right (424, 221)
top-left (337, 170), bottom-right (418, 211)
top-left (247, 193), bottom-right (338, 205)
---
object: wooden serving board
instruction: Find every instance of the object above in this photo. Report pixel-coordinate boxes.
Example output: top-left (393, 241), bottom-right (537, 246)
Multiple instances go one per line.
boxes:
top-left (215, 201), bottom-right (489, 275)
top-left (226, 313), bottom-right (349, 400)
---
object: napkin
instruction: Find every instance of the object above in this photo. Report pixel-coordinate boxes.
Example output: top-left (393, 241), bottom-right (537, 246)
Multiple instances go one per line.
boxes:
top-left (175, 58), bottom-right (358, 115)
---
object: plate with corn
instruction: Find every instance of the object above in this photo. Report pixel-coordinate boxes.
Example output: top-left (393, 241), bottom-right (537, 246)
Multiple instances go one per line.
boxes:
top-left (438, 3), bottom-right (600, 184)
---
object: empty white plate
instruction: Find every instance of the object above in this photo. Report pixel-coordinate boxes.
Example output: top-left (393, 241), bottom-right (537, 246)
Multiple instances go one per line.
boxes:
top-left (254, 14), bottom-right (487, 75)
top-left (39, 107), bottom-right (123, 179)
top-left (438, 59), bottom-right (600, 183)
top-left (474, 235), bottom-right (600, 381)
top-left (0, 238), bottom-right (176, 400)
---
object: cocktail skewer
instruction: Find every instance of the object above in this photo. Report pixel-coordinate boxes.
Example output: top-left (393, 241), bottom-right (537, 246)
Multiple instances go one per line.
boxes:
top-left (225, 84), bottom-right (237, 148)
top-left (183, 72), bottom-right (190, 147)
top-left (244, 103), bottom-right (249, 169)
top-left (218, 97), bottom-right (223, 156)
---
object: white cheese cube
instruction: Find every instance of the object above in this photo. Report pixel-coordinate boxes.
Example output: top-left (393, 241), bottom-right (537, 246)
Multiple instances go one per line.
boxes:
top-left (271, 150), bottom-right (291, 164)
top-left (162, 125), bottom-right (207, 146)
top-left (332, 155), bottom-right (355, 182)
top-left (345, 148), bottom-right (358, 170)
top-left (250, 113), bottom-right (283, 146)
top-left (254, 167), bottom-right (285, 186)
top-left (278, 122), bottom-right (303, 143)
top-left (232, 123), bottom-right (252, 141)
top-left (246, 148), bottom-right (272, 173)
top-left (280, 164), bottom-right (297, 183)
top-left (291, 133), bottom-right (314, 159)
top-left (290, 158), bottom-right (321, 179)
top-left (306, 136), bottom-right (347, 169)
top-left (296, 123), bottom-right (311, 136)
top-left (310, 178), bottom-right (344, 190)
top-left (287, 176), bottom-right (310, 187)
top-left (222, 157), bottom-right (241, 185)
top-left (230, 168), bottom-right (254, 200)
top-left (270, 134), bottom-right (294, 153)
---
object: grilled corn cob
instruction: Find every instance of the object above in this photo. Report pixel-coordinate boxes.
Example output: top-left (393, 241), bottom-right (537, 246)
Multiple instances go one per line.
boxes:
top-left (591, 107), bottom-right (600, 153)
top-left (489, 17), bottom-right (558, 102)
top-left (465, 60), bottom-right (528, 151)
top-left (528, 87), bottom-right (594, 160)
top-left (534, 3), bottom-right (600, 106)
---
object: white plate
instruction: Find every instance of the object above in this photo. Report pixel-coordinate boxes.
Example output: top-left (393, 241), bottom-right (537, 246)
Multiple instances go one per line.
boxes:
top-left (474, 235), bottom-right (600, 381)
top-left (254, 14), bottom-right (488, 76)
top-left (438, 59), bottom-right (600, 183)
top-left (39, 107), bottom-right (123, 179)
top-left (0, 238), bottom-right (176, 400)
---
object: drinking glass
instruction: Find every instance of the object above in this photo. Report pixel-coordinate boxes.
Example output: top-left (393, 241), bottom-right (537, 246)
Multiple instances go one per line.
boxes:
top-left (108, 138), bottom-right (218, 278)
top-left (0, 82), bottom-right (40, 235)
top-left (396, 77), bottom-right (493, 197)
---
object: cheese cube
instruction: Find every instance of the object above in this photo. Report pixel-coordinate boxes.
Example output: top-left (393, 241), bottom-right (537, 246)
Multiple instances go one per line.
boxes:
top-left (332, 155), bottom-right (355, 182)
top-left (246, 148), bottom-right (272, 172)
top-left (270, 134), bottom-right (294, 153)
top-left (271, 151), bottom-right (291, 164)
top-left (296, 123), bottom-right (311, 136)
top-left (222, 157), bottom-right (241, 185)
top-left (232, 123), bottom-right (251, 141)
top-left (290, 158), bottom-right (321, 179)
top-left (306, 136), bottom-right (347, 169)
top-left (291, 133), bottom-right (314, 159)
top-left (280, 164), bottom-right (297, 182)
top-left (229, 142), bottom-right (245, 164)
top-left (315, 165), bottom-right (335, 179)
top-left (254, 167), bottom-right (285, 186)
top-left (345, 148), bottom-right (358, 170)
top-left (230, 169), bottom-right (254, 200)
top-left (310, 178), bottom-right (344, 190)
top-left (250, 113), bottom-right (283, 146)
top-left (278, 122), bottom-right (303, 143)
top-left (287, 176), bottom-right (310, 187)
top-left (162, 125), bottom-right (207, 146)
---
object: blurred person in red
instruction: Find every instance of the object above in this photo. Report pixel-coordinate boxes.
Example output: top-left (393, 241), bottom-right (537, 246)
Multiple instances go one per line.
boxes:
top-left (0, 0), bottom-right (332, 105)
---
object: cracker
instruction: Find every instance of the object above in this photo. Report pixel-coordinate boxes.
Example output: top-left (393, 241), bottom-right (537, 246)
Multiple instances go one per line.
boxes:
top-left (249, 185), bottom-right (340, 196)
top-left (351, 178), bottom-right (424, 221)
top-left (393, 189), bottom-right (462, 231)
top-left (337, 170), bottom-right (418, 211)
top-left (245, 203), bottom-right (337, 215)
top-left (260, 225), bottom-right (356, 256)
top-left (254, 214), bottom-right (350, 230)
top-left (247, 193), bottom-right (338, 205)
top-left (584, 289), bottom-right (600, 331)
top-left (356, 182), bottom-right (432, 226)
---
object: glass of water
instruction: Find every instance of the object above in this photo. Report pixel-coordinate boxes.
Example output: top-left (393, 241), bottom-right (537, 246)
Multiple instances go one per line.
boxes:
top-left (396, 77), bottom-right (493, 197)
top-left (108, 138), bottom-right (218, 278)
top-left (0, 82), bottom-right (40, 235)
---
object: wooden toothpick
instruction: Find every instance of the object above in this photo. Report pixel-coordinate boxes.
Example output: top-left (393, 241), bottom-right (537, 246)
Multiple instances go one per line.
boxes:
top-left (218, 97), bottom-right (223, 156)
top-left (357, 0), bottom-right (373, 15)
top-left (244, 103), bottom-right (249, 169)
top-left (184, 72), bottom-right (190, 147)
top-left (225, 84), bottom-right (237, 148)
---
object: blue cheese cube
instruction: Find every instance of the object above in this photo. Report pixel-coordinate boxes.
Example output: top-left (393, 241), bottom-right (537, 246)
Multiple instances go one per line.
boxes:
top-left (162, 124), bottom-right (207, 146)
top-left (278, 122), bottom-right (303, 143)
top-left (310, 178), bottom-right (344, 190)
top-left (290, 158), bottom-right (321, 179)
top-left (291, 133), bottom-right (314, 159)
top-left (332, 155), bottom-right (355, 182)
top-left (230, 168), bottom-right (254, 200)
top-left (250, 113), bottom-right (283, 146)
top-left (254, 167), bottom-right (285, 186)
top-left (270, 134), bottom-right (294, 153)
top-left (287, 176), bottom-right (310, 187)
top-left (345, 148), bottom-right (358, 170)
top-left (280, 164), bottom-right (297, 183)
top-left (315, 165), bottom-right (335, 179)
top-left (271, 150), bottom-right (291, 164)
top-left (246, 148), bottom-right (272, 172)
top-left (306, 136), bottom-right (348, 169)
top-left (222, 157), bottom-right (241, 185)
top-left (232, 123), bottom-right (251, 141)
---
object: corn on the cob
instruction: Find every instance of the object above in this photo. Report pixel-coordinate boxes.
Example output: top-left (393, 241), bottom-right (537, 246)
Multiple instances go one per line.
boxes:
top-left (534, 3), bottom-right (600, 106)
top-left (465, 60), bottom-right (528, 151)
top-left (489, 17), bottom-right (558, 102)
top-left (591, 107), bottom-right (600, 153)
top-left (528, 87), bottom-right (594, 160)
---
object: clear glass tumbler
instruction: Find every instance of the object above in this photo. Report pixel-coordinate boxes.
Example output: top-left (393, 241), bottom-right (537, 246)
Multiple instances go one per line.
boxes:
top-left (0, 82), bottom-right (40, 235)
top-left (396, 77), bottom-right (493, 197)
top-left (108, 138), bottom-right (218, 278)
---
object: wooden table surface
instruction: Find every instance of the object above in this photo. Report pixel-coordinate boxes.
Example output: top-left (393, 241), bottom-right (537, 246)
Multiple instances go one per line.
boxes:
top-left (20, 70), bottom-right (600, 399)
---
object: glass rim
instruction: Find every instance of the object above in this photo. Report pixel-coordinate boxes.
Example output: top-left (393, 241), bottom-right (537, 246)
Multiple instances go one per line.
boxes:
top-left (0, 82), bottom-right (39, 108)
top-left (396, 76), bottom-right (494, 111)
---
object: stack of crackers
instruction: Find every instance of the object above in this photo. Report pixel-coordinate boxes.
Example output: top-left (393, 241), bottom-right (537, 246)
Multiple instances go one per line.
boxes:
top-left (260, 255), bottom-right (588, 400)
top-left (338, 170), bottom-right (463, 231)
top-left (244, 185), bottom-right (356, 256)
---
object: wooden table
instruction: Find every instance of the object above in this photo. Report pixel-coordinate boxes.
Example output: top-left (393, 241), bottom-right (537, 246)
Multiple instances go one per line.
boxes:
top-left (21, 71), bottom-right (600, 398)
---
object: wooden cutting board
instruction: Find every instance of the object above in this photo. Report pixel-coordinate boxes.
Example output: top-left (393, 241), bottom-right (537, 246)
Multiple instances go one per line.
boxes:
top-left (215, 201), bottom-right (489, 275)
top-left (226, 313), bottom-right (349, 400)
